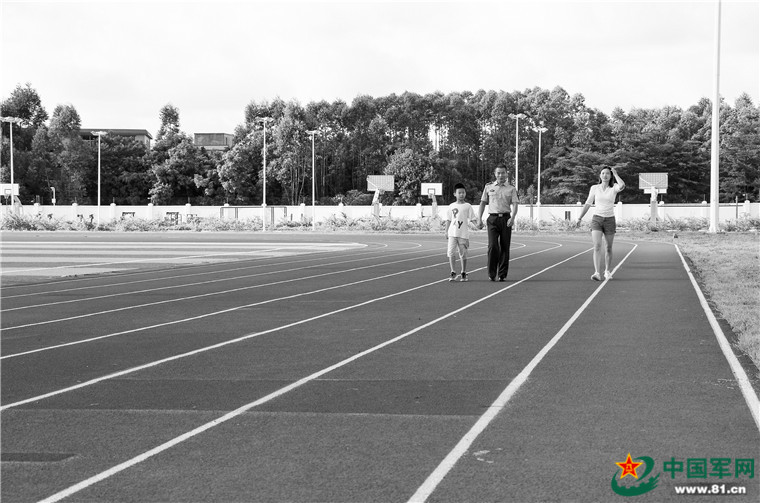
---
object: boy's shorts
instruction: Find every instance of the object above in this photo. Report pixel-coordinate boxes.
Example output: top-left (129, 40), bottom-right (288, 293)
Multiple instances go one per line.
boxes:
top-left (591, 215), bottom-right (616, 234)
top-left (447, 236), bottom-right (470, 257)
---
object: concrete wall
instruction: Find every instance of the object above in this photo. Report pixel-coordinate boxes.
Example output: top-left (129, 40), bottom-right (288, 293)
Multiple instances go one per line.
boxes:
top-left (10, 200), bottom-right (759, 224)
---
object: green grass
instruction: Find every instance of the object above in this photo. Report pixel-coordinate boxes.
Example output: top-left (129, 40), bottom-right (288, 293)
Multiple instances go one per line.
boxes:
top-left (669, 232), bottom-right (759, 373)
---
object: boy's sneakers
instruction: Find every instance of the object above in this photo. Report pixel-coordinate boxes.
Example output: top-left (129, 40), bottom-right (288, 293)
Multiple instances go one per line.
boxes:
top-left (449, 271), bottom-right (458, 282)
top-left (590, 272), bottom-right (602, 281)
top-left (460, 272), bottom-right (468, 282)
top-left (604, 270), bottom-right (613, 280)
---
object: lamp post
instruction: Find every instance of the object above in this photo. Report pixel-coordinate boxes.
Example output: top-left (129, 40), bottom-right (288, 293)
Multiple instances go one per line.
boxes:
top-left (709, 0), bottom-right (722, 233)
top-left (1, 116), bottom-right (22, 211)
top-left (256, 117), bottom-right (273, 231)
top-left (92, 131), bottom-right (107, 227)
top-left (530, 123), bottom-right (548, 205)
top-left (508, 113), bottom-right (526, 192)
top-left (306, 130), bottom-right (320, 231)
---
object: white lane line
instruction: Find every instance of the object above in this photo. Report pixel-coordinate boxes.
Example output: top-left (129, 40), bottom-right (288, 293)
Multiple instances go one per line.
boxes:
top-left (0, 241), bottom-right (396, 292)
top-left (2, 244), bottom-right (485, 331)
top-left (0, 245), bottom-right (487, 357)
top-left (0, 242), bottom-right (366, 274)
top-left (34, 243), bottom-right (583, 503)
top-left (675, 244), bottom-right (760, 432)
top-left (0, 247), bottom-right (286, 274)
top-left (0, 242), bottom-right (366, 254)
top-left (0, 241), bottom-right (362, 249)
top-left (1, 245), bottom-right (436, 311)
top-left (406, 243), bottom-right (638, 503)
top-left (1, 243), bottom-right (560, 406)
top-left (0, 244), bottom-right (397, 300)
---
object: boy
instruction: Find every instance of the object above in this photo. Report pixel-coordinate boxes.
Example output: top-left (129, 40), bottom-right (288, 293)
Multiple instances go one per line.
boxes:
top-left (443, 183), bottom-right (480, 282)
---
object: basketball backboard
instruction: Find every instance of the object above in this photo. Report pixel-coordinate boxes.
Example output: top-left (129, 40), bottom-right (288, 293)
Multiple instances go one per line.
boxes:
top-left (1, 183), bottom-right (19, 196)
top-left (420, 183), bottom-right (443, 198)
top-left (367, 175), bottom-right (394, 193)
top-left (639, 173), bottom-right (668, 194)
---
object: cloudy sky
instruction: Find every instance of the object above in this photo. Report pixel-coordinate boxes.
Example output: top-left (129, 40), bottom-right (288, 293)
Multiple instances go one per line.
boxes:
top-left (2, 0), bottom-right (758, 137)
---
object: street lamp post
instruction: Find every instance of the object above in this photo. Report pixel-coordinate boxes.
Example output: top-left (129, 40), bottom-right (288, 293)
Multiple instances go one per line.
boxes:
top-left (306, 130), bottom-right (320, 232)
top-left (508, 113), bottom-right (526, 193)
top-left (530, 123), bottom-right (548, 205)
top-left (92, 131), bottom-right (108, 227)
top-left (1, 116), bottom-right (22, 212)
top-left (256, 117), bottom-right (273, 231)
top-left (709, 0), bottom-right (722, 233)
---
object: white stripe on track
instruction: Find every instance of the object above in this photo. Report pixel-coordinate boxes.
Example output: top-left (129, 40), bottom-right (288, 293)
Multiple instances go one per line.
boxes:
top-left (34, 244), bottom-right (585, 503)
top-left (0, 243), bottom-right (400, 299)
top-left (1, 244), bottom-right (434, 311)
top-left (0, 241), bottom-right (397, 292)
top-left (675, 244), bottom-right (760, 432)
top-left (406, 244), bottom-right (638, 503)
top-left (2, 248), bottom-right (466, 331)
top-left (1, 250), bottom-right (479, 355)
top-left (0, 246), bottom-right (289, 274)
top-left (0, 243), bottom-right (557, 407)
top-left (0, 241), bottom-right (362, 249)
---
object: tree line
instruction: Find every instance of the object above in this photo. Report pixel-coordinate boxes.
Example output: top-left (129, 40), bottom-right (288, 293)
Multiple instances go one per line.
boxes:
top-left (2, 82), bottom-right (758, 207)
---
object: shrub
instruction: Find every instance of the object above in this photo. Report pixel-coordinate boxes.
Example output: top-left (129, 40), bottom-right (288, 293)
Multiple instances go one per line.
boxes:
top-left (1, 212), bottom-right (757, 233)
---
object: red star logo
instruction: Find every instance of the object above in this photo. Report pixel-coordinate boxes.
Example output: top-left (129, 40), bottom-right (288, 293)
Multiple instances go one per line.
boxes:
top-left (616, 453), bottom-right (643, 480)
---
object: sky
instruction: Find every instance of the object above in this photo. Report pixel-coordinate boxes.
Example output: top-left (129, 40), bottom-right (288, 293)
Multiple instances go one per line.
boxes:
top-left (1, 0), bottom-right (758, 138)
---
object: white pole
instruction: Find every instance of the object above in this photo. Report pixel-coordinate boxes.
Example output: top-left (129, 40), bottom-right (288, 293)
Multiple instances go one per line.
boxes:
top-left (709, 0), bottom-right (721, 232)
top-left (514, 116), bottom-right (519, 193)
top-left (311, 133), bottom-right (316, 231)
top-left (9, 119), bottom-right (14, 190)
top-left (262, 120), bottom-right (267, 232)
top-left (97, 134), bottom-right (101, 227)
top-left (537, 128), bottom-right (542, 205)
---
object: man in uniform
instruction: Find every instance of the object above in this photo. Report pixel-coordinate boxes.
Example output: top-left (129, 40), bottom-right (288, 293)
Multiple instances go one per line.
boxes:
top-left (478, 164), bottom-right (519, 281)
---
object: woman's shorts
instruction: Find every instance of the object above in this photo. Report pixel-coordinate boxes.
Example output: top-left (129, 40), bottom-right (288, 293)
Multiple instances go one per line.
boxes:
top-left (447, 236), bottom-right (470, 257)
top-left (591, 215), bottom-right (616, 234)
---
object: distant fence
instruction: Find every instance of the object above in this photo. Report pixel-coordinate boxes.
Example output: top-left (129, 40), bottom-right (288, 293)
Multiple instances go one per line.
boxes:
top-left (4, 200), bottom-right (758, 224)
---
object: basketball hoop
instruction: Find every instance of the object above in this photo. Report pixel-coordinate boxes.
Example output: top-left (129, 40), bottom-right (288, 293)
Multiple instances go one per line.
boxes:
top-left (639, 173), bottom-right (668, 223)
top-left (367, 175), bottom-right (394, 217)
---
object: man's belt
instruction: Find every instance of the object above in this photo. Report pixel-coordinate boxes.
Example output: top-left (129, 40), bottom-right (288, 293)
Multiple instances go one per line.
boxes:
top-left (490, 213), bottom-right (510, 218)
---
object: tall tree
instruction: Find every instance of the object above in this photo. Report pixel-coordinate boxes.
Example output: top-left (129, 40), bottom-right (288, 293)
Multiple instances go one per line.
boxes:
top-left (49, 104), bottom-right (81, 133)
top-left (721, 94), bottom-right (760, 201)
top-left (383, 148), bottom-right (436, 204)
top-left (216, 130), bottom-right (262, 204)
top-left (150, 136), bottom-right (206, 204)
top-left (269, 102), bottom-right (308, 205)
top-left (156, 104), bottom-right (181, 142)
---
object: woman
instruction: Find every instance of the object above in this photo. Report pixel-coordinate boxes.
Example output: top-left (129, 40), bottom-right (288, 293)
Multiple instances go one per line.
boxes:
top-left (576, 167), bottom-right (625, 281)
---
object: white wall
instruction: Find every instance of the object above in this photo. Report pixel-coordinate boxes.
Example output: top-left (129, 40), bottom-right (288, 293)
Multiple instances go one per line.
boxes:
top-left (11, 200), bottom-right (760, 224)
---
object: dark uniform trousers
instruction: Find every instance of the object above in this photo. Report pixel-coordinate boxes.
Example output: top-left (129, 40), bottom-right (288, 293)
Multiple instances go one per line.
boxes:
top-left (486, 213), bottom-right (511, 279)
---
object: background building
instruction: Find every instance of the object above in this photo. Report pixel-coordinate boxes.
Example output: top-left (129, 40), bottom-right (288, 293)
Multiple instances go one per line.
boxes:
top-left (193, 133), bottom-right (234, 151)
top-left (80, 128), bottom-right (153, 149)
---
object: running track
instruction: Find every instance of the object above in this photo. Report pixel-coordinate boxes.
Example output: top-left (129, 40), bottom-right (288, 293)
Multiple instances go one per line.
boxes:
top-left (1, 232), bottom-right (758, 502)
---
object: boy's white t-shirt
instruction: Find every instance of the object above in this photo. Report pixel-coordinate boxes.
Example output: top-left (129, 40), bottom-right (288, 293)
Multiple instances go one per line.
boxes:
top-left (446, 202), bottom-right (476, 238)
top-left (588, 183), bottom-right (623, 217)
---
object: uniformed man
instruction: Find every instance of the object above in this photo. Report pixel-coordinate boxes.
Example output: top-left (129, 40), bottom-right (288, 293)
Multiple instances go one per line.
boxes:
top-left (478, 164), bottom-right (519, 281)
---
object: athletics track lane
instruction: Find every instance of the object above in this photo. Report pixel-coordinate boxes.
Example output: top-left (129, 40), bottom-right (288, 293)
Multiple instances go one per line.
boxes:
top-left (1, 233), bottom-right (758, 502)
